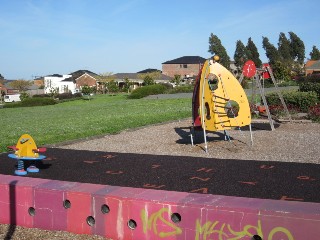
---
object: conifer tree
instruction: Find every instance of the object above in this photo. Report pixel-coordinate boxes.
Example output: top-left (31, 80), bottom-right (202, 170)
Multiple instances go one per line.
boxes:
top-left (310, 45), bottom-right (320, 60)
top-left (289, 32), bottom-right (305, 64)
top-left (262, 36), bottom-right (280, 66)
top-left (208, 33), bottom-right (231, 69)
top-left (246, 37), bottom-right (262, 67)
top-left (278, 32), bottom-right (292, 62)
top-left (234, 40), bottom-right (248, 71)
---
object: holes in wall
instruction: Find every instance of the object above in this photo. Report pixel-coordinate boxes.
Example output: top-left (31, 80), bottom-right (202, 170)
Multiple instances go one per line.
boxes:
top-left (171, 213), bottom-right (181, 223)
top-left (63, 199), bottom-right (71, 209)
top-left (101, 204), bottom-right (110, 214)
top-left (28, 207), bottom-right (36, 216)
top-left (127, 219), bottom-right (137, 230)
top-left (251, 235), bottom-right (262, 240)
top-left (86, 216), bottom-right (95, 227)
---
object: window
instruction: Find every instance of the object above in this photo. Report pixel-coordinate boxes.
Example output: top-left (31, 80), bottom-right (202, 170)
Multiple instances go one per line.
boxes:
top-left (180, 64), bottom-right (188, 68)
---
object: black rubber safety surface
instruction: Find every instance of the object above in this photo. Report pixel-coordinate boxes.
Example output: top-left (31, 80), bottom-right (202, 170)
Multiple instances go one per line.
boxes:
top-left (0, 148), bottom-right (319, 203)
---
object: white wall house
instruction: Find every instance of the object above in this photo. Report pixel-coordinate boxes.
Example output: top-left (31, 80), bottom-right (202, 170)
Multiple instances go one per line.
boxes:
top-left (44, 74), bottom-right (77, 94)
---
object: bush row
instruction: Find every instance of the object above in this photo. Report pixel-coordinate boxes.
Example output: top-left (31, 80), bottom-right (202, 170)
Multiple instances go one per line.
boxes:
top-left (3, 97), bottom-right (56, 108)
top-left (299, 82), bottom-right (320, 98)
top-left (166, 85), bottom-right (194, 94)
top-left (128, 84), bottom-right (168, 99)
top-left (33, 92), bottom-right (83, 99)
top-left (295, 74), bottom-right (320, 83)
top-left (265, 91), bottom-right (318, 112)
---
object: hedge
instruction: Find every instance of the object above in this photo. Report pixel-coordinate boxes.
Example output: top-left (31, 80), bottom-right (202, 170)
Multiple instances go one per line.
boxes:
top-left (3, 97), bottom-right (56, 108)
top-left (299, 82), bottom-right (320, 98)
top-left (265, 91), bottom-right (318, 112)
top-left (128, 84), bottom-right (167, 99)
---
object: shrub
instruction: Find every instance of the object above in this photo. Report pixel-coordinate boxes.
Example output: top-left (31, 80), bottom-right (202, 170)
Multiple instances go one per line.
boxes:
top-left (308, 104), bottom-right (320, 122)
top-left (166, 85), bottom-right (194, 94)
top-left (33, 94), bottom-right (51, 98)
top-left (299, 82), bottom-right (320, 98)
top-left (269, 104), bottom-right (300, 117)
top-left (278, 80), bottom-right (299, 87)
top-left (265, 91), bottom-right (318, 112)
top-left (73, 92), bottom-right (82, 98)
top-left (20, 92), bottom-right (30, 101)
top-left (128, 84), bottom-right (167, 99)
top-left (57, 92), bottom-right (73, 100)
top-left (296, 74), bottom-right (320, 83)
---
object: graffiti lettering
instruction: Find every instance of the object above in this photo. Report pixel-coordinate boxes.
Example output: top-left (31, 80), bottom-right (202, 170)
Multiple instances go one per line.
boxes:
top-left (297, 176), bottom-right (316, 181)
top-left (281, 195), bottom-right (304, 201)
top-left (190, 177), bottom-right (210, 181)
top-left (195, 219), bottom-right (262, 240)
top-left (238, 181), bottom-right (258, 185)
top-left (260, 165), bottom-right (275, 169)
top-left (190, 188), bottom-right (208, 194)
top-left (195, 219), bottom-right (294, 240)
top-left (152, 164), bottom-right (161, 168)
top-left (143, 184), bottom-right (165, 189)
top-left (106, 170), bottom-right (123, 174)
top-left (141, 208), bottom-right (182, 238)
top-left (197, 168), bottom-right (214, 173)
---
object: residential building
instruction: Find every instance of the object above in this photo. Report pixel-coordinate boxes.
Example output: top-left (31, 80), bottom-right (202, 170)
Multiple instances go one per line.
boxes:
top-left (44, 70), bottom-right (100, 94)
top-left (162, 56), bottom-right (206, 79)
top-left (305, 60), bottom-right (320, 75)
top-left (44, 74), bottom-right (74, 94)
top-left (112, 69), bottom-right (171, 89)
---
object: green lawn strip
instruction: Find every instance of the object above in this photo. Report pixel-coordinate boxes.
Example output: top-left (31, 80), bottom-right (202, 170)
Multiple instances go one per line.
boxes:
top-left (0, 94), bottom-right (191, 153)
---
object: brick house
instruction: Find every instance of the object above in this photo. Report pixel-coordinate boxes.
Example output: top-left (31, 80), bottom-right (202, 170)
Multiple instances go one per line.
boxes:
top-left (71, 70), bottom-right (100, 90)
top-left (113, 69), bottom-right (171, 90)
top-left (44, 70), bottom-right (100, 94)
top-left (162, 56), bottom-right (206, 79)
top-left (305, 60), bottom-right (320, 75)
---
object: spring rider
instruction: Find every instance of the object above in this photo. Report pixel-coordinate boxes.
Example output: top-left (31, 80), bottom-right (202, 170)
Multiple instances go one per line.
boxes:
top-left (7, 134), bottom-right (47, 176)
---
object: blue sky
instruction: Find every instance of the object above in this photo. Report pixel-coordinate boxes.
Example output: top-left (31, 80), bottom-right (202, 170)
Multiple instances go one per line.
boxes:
top-left (1, 0), bottom-right (319, 79)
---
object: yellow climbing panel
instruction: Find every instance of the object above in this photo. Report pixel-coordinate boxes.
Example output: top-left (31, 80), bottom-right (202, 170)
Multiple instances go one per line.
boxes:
top-left (198, 59), bottom-right (251, 131)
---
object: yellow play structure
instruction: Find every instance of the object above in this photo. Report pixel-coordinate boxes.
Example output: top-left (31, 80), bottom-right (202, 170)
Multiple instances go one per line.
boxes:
top-left (191, 56), bottom-right (252, 152)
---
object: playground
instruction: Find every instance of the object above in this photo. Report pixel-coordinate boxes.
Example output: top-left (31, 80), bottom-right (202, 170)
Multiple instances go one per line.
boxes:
top-left (0, 118), bottom-right (319, 239)
top-left (1, 59), bottom-right (319, 239)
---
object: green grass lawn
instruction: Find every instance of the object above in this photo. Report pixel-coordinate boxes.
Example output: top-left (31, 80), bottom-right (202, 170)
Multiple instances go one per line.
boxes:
top-left (0, 94), bottom-right (191, 153)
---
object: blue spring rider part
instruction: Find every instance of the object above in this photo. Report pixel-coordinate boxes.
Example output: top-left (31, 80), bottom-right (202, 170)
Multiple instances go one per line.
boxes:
top-left (7, 134), bottom-right (47, 176)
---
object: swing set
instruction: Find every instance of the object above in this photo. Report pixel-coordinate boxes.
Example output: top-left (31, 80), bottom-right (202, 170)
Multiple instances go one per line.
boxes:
top-left (190, 57), bottom-right (291, 152)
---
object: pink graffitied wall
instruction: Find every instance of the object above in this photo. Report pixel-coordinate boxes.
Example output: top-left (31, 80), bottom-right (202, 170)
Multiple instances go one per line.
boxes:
top-left (0, 173), bottom-right (319, 240)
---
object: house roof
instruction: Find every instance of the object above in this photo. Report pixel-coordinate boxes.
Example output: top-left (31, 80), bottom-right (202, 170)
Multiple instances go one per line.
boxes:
top-left (47, 74), bottom-right (63, 77)
top-left (137, 68), bottom-right (161, 74)
top-left (162, 56), bottom-right (206, 64)
top-left (113, 73), bottom-right (171, 81)
top-left (306, 60), bottom-right (320, 70)
top-left (62, 77), bottom-right (75, 82)
top-left (70, 70), bottom-right (100, 79)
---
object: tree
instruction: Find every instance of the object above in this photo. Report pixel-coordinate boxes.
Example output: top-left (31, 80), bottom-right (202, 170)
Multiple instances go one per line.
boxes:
top-left (246, 37), bottom-right (262, 67)
top-left (272, 61), bottom-right (291, 82)
top-left (234, 40), bottom-right (248, 71)
top-left (142, 75), bottom-right (155, 86)
top-left (289, 31), bottom-right (305, 64)
top-left (278, 32), bottom-right (292, 62)
top-left (81, 85), bottom-right (93, 95)
top-left (9, 79), bottom-right (32, 92)
top-left (262, 36), bottom-right (281, 66)
top-left (0, 74), bottom-right (4, 80)
top-left (138, 71), bottom-right (161, 86)
top-left (310, 45), bottom-right (320, 60)
top-left (208, 33), bottom-right (230, 68)
top-left (171, 74), bottom-right (181, 86)
top-left (106, 80), bottom-right (119, 94)
top-left (98, 72), bottom-right (114, 94)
